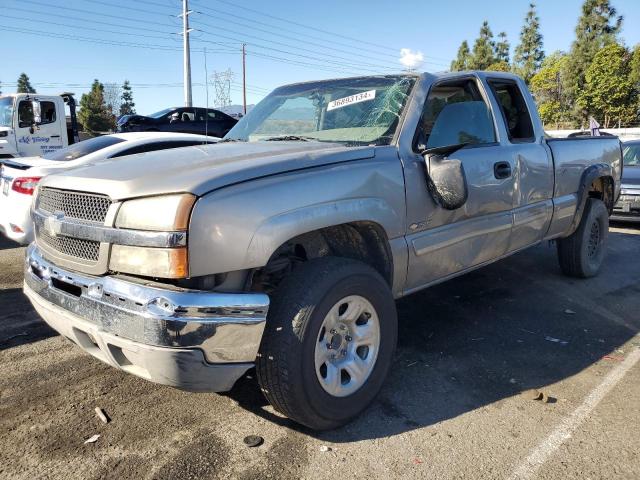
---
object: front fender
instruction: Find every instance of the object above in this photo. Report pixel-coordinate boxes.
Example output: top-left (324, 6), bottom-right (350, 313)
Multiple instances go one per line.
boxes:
top-left (187, 152), bottom-right (406, 277)
top-left (245, 197), bottom-right (401, 267)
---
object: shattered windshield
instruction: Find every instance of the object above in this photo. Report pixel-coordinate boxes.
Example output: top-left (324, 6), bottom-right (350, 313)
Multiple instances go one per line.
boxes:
top-left (0, 97), bottom-right (14, 128)
top-left (224, 75), bottom-right (416, 146)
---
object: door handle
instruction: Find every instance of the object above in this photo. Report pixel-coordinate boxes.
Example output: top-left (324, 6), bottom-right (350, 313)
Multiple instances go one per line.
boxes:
top-left (50, 135), bottom-right (60, 138)
top-left (494, 161), bottom-right (511, 179)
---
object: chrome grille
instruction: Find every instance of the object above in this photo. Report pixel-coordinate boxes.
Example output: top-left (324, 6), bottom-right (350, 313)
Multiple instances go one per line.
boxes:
top-left (37, 230), bottom-right (100, 262)
top-left (38, 188), bottom-right (111, 223)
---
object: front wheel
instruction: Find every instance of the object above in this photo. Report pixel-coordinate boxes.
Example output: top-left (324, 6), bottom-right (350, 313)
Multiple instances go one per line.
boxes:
top-left (557, 197), bottom-right (609, 278)
top-left (256, 257), bottom-right (397, 430)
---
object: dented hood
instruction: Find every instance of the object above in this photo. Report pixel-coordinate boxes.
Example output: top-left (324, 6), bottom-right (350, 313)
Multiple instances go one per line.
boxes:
top-left (40, 141), bottom-right (375, 200)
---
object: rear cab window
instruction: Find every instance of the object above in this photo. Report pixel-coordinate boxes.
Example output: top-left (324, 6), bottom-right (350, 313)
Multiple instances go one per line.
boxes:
top-left (415, 78), bottom-right (496, 152)
top-left (40, 101), bottom-right (56, 125)
top-left (487, 80), bottom-right (535, 143)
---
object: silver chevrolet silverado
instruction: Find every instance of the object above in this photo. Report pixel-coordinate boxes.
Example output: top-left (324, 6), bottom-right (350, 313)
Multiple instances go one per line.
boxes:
top-left (24, 72), bottom-right (622, 430)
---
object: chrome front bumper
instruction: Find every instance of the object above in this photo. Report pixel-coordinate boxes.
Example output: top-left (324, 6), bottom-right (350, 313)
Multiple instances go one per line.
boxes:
top-left (24, 244), bottom-right (270, 391)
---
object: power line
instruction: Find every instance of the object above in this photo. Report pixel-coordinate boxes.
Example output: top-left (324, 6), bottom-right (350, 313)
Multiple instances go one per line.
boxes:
top-left (5, 1), bottom-right (433, 78)
top-left (134, 0), bottom-right (411, 64)
top-left (205, 0), bottom-right (401, 54)
top-left (133, 0), bottom-right (449, 68)
top-left (12, 0), bottom-right (392, 75)
top-left (0, 25), bottom-right (200, 52)
top-left (18, 0), bottom-right (176, 29)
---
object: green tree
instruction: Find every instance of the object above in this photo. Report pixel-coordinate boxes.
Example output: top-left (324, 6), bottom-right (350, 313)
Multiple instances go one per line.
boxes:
top-left (630, 45), bottom-right (640, 118)
top-left (486, 61), bottom-right (511, 72)
top-left (494, 32), bottom-right (510, 65)
top-left (513, 3), bottom-right (545, 83)
top-left (530, 52), bottom-right (572, 127)
top-left (119, 80), bottom-right (136, 116)
top-left (566, 0), bottom-right (623, 118)
top-left (78, 79), bottom-right (113, 133)
top-left (469, 21), bottom-right (497, 70)
top-left (16, 73), bottom-right (36, 93)
top-left (450, 41), bottom-right (471, 71)
top-left (577, 43), bottom-right (637, 128)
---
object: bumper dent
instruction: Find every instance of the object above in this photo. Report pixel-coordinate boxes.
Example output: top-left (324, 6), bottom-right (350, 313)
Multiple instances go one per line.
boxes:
top-left (24, 244), bottom-right (269, 390)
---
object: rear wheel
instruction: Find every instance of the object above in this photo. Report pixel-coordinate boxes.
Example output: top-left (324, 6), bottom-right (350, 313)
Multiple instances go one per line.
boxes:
top-left (557, 198), bottom-right (608, 278)
top-left (256, 257), bottom-right (397, 430)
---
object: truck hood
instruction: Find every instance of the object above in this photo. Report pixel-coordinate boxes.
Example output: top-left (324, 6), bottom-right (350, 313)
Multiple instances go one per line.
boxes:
top-left (622, 166), bottom-right (640, 188)
top-left (40, 141), bottom-right (376, 200)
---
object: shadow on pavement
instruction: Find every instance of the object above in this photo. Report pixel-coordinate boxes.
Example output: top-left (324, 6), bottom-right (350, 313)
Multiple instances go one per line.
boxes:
top-left (0, 236), bottom-right (22, 251)
top-left (0, 287), bottom-right (57, 350)
top-left (227, 231), bottom-right (640, 441)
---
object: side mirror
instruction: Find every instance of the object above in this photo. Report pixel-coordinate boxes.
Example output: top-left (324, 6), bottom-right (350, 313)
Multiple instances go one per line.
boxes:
top-left (421, 143), bottom-right (469, 210)
top-left (31, 100), bottom-right (42, 125)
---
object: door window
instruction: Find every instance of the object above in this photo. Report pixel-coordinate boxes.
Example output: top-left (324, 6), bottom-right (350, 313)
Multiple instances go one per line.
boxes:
top-left (415, 79), bottom-right (496, 152)
top-left (488, 80), bottom-right (535, 142)
top-left (18, 101), bottom-right (34, 128)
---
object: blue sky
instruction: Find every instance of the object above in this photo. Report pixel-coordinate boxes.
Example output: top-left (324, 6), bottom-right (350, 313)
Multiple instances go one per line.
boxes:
top-left (2, 0), bottom-right (639, 114)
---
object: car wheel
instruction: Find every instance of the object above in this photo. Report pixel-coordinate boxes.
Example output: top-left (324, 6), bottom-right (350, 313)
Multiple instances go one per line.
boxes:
top-left (557, 197), bottom-right (609, 278)
top-left (256, 257), bottom-right (397, 430)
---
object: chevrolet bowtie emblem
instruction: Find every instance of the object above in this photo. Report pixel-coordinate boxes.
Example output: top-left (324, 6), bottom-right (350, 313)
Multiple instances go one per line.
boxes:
top-left (44, 211), bottom-right (64, 238)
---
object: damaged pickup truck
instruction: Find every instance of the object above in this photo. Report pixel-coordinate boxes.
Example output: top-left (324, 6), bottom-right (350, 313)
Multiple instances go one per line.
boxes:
top-left (24, 72), bottom-right (622, 429)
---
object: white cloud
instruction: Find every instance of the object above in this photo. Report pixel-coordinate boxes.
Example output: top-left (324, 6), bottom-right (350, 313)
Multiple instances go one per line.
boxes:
top-left (399, 48), bottom-right (424, 70)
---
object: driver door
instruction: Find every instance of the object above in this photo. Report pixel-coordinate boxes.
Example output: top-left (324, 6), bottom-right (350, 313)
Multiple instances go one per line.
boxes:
top-left (402, 77), bottom-right (515, 291)
top-left (15, 100), bottom-right (64, 157)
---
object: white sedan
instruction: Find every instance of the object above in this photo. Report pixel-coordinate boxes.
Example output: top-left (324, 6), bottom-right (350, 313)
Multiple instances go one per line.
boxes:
top-left (0, 132), bottom-right (218, 244)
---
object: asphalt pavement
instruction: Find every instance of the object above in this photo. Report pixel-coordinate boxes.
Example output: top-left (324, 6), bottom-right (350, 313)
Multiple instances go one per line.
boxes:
top-left (1, 225), bottom-right (639, 479)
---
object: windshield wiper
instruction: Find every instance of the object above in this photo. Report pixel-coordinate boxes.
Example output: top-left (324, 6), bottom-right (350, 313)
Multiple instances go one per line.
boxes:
top-left (262, 135), bottom-right (317, 142)
top-left (219, 138), bottom-right (246, 143)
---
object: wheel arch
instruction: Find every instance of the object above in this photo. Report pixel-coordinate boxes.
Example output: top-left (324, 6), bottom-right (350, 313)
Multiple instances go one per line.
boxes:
top-left (567, 163), bottom-right (615, 236)
top-left (251, 220), bottom-right (395, 293)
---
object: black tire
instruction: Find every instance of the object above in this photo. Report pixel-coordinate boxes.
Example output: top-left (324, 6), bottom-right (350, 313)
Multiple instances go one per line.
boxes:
top-left (256, 257), bottom-right (397, 430)
top-left (557, 197), bottom-right (609, 278)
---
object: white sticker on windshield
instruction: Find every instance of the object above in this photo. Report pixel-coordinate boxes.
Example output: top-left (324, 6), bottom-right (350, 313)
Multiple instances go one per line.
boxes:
top-left (327, 90), bottom-right (376, 111)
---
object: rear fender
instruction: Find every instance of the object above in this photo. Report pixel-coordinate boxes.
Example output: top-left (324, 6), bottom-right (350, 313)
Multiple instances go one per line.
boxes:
top-left (566, 163), bottom-right (614, 236)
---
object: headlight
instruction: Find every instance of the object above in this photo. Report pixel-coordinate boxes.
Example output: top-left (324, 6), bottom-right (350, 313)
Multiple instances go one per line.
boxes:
top-left (115, 193), bottom-right (195, 231)
top-left (111, 193), bottom-right (195, 278)
top-left (110, 245), bottom-right (188, 278)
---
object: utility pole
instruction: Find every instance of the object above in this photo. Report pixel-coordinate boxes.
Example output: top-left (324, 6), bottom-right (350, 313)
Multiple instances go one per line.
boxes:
top-left (242, 43), bottom-right (247, 115)
top-left (180, 0), bottom-right (193, 107)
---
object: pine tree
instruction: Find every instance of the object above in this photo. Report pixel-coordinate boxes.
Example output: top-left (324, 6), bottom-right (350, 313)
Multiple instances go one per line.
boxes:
top-left (16, 73), bottom-right (36, 94)
top-left (566, 0), bottom-right (623, 118)
top-left (513, 3), bottom-right (545, 83)
top-left (78, 79), bottom-right (113, 133)
top-left (450, 41), bottom-right (471, 71)
top-left (495, 32), bottom-right (510, 65)
top-left (469, 21), bottom-right (497, 70)
top-left (577, 43), bottom-right (637, 128)
top-left (119, 80), bottom-right (136, 116)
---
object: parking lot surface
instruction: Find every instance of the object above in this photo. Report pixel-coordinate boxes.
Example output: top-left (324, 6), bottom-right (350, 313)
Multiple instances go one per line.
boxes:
top-left (1, 226), bottom-right (639, 480)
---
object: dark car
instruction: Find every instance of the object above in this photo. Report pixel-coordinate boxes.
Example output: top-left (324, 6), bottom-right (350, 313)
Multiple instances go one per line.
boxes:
top-left (611, 140), bottom-right (640, 222)
top-left (116, 107), bottom-right (238, 137)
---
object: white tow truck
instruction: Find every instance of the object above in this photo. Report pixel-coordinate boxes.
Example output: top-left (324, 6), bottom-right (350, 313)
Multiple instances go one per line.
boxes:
top-left (0, 92), bottom-right (80, 158)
